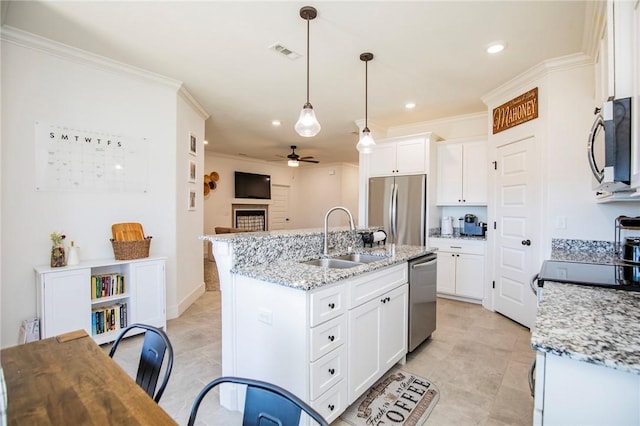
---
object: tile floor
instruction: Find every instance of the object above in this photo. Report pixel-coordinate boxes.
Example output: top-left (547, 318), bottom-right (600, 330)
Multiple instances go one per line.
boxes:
top-left (105, 287), bottom-right (535, 426)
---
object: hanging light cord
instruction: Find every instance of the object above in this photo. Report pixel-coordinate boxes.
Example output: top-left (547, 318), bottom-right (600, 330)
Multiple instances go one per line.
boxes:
top-left (305, 15), bottom-right (310, 104)
top-left (364, 58), bottom-right (368, 128)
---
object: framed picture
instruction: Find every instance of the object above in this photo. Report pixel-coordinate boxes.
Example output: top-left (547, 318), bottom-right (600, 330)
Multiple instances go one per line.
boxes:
top-left (188, 160), bottom-right (196, 182)
top-left (188, 189), bottom-right (196, 210)
top-left (189, 132), bottom-right (197, 156)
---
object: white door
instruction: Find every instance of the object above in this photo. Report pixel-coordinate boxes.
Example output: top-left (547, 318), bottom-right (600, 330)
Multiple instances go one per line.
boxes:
top-left (455, 253), bottom-right (485, 299)
top-left (379, 284), bottom-right (408, 370)
top-left (463, 141), bottom-right (488, 204)
top-left (435, 252), bottom-right (456, 294)
top-left (42, 268), bottom-right (91, 337)
top-left (494, 137), bottom-right (539, 328)
top-left (437, 143), bottom-right (463, 204)
top-left (347, 297), bottom-right (381, 404)
top-left (129, 260), bottom-right (166, 328)
top-left (270, 185), bottom-right (290, 230)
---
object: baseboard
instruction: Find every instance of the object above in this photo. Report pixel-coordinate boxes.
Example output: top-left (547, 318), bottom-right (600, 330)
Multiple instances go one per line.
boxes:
top-left (167, 282), bottom-right (206, 319)
top-left (437, 293), bottom-right (482, 305)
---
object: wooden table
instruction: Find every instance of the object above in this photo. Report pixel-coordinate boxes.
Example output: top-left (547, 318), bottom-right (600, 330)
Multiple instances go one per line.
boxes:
top-left (0, 330), bottom-right (177, 425)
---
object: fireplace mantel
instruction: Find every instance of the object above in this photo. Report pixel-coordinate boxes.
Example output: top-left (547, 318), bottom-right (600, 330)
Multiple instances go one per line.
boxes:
top-left (233, 198), bottom-right (272, 205)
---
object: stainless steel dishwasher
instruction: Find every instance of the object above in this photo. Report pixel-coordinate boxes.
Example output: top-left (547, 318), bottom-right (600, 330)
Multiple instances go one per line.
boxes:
top-left (408, 253), bottom-right (437, 352)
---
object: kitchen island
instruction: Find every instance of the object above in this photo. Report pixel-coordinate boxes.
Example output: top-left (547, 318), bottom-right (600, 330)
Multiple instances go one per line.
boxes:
top-left (201, 228), bottom-right (432, 423)
top-left (531, 281), bottom-right (640, 425)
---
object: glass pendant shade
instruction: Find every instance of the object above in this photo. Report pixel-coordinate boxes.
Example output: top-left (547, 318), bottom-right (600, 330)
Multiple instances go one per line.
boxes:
top-left (288, 159), bottom-right (299, 167)
top-left (295, 103), bottom-right (321, 137)
top-left (356, 127), bottom-right (376, 154)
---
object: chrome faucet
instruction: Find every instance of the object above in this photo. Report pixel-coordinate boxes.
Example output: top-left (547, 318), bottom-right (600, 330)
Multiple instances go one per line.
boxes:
top-left (323, 206), bottom-right (356, 256)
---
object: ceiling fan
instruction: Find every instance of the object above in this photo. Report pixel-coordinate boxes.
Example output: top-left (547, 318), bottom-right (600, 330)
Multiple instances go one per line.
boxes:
top-left (278, 145), bottom-right (319, 167)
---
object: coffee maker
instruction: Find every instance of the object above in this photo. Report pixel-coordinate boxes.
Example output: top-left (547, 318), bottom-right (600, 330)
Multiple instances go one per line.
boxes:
top-left (461, 214), bottom-right (486, 236)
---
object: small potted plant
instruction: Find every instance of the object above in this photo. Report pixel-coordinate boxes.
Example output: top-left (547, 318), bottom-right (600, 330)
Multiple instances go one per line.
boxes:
top-left (50, 232), bottom-right (66, 267)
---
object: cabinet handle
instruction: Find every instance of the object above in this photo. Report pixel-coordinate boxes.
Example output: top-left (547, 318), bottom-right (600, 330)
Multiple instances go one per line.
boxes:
top-left (328, 335), bottom-right (335, 342)
top-left (328, 404), bottom-right (335, 411)
top-left (328, 302), bottom-right (335, 309)
top-left (529, 359), bottom-right (536, 397)
top-left (328, 368), bottom-right (335, 375)
top-left (380, 296), bottom-right (390, 304)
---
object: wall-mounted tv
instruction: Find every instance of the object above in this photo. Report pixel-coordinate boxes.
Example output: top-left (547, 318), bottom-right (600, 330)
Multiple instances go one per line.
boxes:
top-left (234, 171), bottom-right (271, 199)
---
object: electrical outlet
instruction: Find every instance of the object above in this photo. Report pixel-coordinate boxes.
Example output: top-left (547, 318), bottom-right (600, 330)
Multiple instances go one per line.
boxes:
top-left (258, 308), bottom-right (272, 325)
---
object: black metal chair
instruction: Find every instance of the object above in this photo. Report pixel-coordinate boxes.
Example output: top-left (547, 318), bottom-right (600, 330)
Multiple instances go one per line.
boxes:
top-left (188, 376), bottom-right (329, 426)
top-left (108, 323), bottom-right (174, 403)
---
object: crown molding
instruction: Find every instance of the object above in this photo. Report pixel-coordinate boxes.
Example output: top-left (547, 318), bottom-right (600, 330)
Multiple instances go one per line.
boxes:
top-left (387, 111), bottom-right (486, 136)
top-left (1, 25), bottom-right (182, 90)
top-left (582, 0), bottom-right (607, 60)
top-left (481, 53), bottom-right (592, 106)
top-left (178, 85), bottom-right (210, 121)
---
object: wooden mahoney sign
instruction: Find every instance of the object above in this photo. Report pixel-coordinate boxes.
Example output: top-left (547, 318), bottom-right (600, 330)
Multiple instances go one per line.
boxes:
top-left (492, 87), bottom-right (538, 134)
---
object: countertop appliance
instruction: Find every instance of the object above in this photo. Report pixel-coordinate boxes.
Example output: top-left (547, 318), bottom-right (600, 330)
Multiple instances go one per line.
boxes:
top-left (615, 216), bottom-right (640, 264)
top-left (588, 97), bottom-right (633, 194)
top-left (461, 214), bottom-right (485, 236)
top-left (441, 216), bottom-right (453, 235)
top-left (368, 175), bottom-right (426, 246)
top-left (408, 253), bottom-right (437, 352)
top-left (534, 260), bottom-right (640, 292)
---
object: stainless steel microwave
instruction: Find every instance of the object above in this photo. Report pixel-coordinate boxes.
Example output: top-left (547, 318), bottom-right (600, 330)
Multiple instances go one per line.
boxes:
top-left (588, 97), bottom-right (632, 193)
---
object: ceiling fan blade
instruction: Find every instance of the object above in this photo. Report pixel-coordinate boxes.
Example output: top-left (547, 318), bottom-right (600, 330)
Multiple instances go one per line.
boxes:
top-left (300, 159), bottom-right (319, 163)
top-left (299, 156), bottom-right (315, 160)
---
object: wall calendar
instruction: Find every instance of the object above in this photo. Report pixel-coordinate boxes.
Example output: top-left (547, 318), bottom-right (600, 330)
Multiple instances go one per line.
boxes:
top-left (35, 122), bottom-right (148, 193)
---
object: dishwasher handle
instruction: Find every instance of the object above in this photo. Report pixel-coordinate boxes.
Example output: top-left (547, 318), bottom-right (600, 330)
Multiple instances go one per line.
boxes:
top-left (411, 258), bottom-right (437, 270)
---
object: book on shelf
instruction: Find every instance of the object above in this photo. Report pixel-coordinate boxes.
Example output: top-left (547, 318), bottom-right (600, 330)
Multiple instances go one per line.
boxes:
top-left (91, 302), bottom-right (128, 335)
top-left (90, 273), bottom-right (125, 299)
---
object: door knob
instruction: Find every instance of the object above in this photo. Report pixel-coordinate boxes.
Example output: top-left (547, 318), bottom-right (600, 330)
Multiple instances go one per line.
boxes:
top-left (521, 239), bottom-right (531, 246)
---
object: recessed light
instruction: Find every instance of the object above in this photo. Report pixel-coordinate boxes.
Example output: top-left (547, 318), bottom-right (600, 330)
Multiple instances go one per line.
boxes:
top-left (486, 41), bottom-right (506, 54)
top-left (272, 120), bottom-right (281, 126)
top-left (203, 140), bottom-right (209, 145)
top-left (405, 102), bottom-right (416, 109)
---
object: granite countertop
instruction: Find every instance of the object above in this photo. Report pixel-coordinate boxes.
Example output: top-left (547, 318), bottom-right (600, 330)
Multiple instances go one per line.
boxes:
top-left (232, 245), bottom-right (433, 291)
top-left (531, 281), bottom-right (640, 375)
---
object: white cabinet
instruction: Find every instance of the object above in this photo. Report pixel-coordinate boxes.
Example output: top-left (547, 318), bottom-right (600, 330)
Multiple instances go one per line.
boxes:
top-left (368, 134), bottom-right (429, 177)
top-left (430, 238), bottom-right (485, 301)
top-left (436, 139), bottom-right (487, 205)
top-left (348, 283), bottom-right (408, 403)
top-left (35, 257), bottom-right (167, 345)
top-left (231, 262), bottom-right (408, 423)
top-left (534, 351), bottom-right (640, 425)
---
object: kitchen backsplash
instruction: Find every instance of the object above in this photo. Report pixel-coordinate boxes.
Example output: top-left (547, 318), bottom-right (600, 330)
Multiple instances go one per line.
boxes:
top-left (551, 238), bottom-right (616, 264)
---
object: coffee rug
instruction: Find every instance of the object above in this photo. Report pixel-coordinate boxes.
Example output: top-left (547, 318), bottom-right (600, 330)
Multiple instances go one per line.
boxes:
top-left (340, 368), bottom-right (439, 426)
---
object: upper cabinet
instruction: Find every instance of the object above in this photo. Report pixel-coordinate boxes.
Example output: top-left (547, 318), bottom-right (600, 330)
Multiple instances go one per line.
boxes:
top-left (436, 139), bottom-right (487, 206)
top-left (368, 133), bottom-right (436, 177)
top-left (596, 0), bottom-right (635, 103)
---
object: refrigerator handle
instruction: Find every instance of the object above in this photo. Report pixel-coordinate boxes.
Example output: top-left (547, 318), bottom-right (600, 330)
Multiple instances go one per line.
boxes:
top-left (391, 183), bottom-right (398, 243)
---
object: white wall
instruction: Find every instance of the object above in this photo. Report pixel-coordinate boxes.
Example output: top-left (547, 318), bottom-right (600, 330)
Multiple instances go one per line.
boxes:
top-left (173, 89), bottom-right (208, 317)
top-left (386, 112), bottom-right (487, 141)
top-left (0, 29), bottom-right (205, 348)
top-left (203, 153), bottom-right (360, 237)
top-left (543, 63), bottom-right (635, 244)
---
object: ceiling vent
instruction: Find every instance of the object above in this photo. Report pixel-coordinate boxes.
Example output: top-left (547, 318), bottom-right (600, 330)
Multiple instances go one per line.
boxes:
top-left (269, 43), bottom-right (301, 60)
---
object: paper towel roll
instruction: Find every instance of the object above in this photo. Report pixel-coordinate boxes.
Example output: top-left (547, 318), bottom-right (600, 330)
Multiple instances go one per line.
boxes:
top-left (372, 230), bottom-right (387, 243)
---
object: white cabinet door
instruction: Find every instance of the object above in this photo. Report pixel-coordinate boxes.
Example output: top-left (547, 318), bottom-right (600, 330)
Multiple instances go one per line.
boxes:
top-left (395, 138), bottom-right (426, 175)
top-left (436, 143), bottom-right (464, 204)
top-left (455, 253), bottom-right (485, 299)
top-left (128, 260), bottom-right (166, 328)
top-left (436, 140), bottom-right (487, 205)
top-left (436, 252), bottom-right (456, 294)
top-left (40, 268), bottom-right (91, 338)
top-left (462, 141), bottom-right (488, 204)
top-left (379, 284), bottom-right (408, 370)
top-left (347, 296), bottom-right (382, 403)
top-left (368, 143), bottom-right (396, 177)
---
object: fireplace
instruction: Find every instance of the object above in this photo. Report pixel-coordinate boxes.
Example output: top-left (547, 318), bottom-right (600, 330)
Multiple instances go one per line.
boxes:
top-left (233, 207), bottom-right (267, 231)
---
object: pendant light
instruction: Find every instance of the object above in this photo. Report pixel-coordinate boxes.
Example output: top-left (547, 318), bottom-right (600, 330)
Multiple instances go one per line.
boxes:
top-left (356, 52), bottom-right (375, 154)
top-left (294, 6), bottom-right (321, 137)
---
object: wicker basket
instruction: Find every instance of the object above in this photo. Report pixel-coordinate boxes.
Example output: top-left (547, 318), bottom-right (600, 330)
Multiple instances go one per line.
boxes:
top-left (110, 237), bottom-right (152, 260)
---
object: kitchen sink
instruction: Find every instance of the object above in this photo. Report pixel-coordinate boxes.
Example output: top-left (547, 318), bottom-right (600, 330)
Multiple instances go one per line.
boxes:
top-left (301, 258), bottom-right (362, 269)
top-left (330, 253), bottom-right (388, 263)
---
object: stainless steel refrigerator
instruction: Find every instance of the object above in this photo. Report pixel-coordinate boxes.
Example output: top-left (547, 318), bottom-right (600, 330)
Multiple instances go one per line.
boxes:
top-left (368, 174), bottom-right (426, 246)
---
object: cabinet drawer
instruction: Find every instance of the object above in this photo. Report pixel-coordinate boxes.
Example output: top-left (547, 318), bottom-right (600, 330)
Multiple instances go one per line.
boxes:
top-left (310, 283), bottom-right (346, 327)
top-left (310, 315), bottom-right (346, 362)
top-left (310, 345), bottom-right (346, 400)
top-left (429, 238), bottom-right (485, 255)
top-left (311, 379), bottom-right (347, 424)
top-left (348, 263), bottom-right (407, 309)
